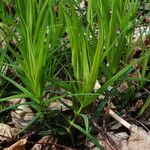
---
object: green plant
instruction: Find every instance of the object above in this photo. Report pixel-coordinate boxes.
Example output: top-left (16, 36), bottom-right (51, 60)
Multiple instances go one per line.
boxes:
top-left (93, 0), bottom-right (139, 74)
top-left (0, 0), bottom-right (66, 116)
top-left (62, 0), bottom-right (142, 114)
top-left (60, 0), bottom-right (149, 148)
top-left (0, 0), bottom-right (149, 149)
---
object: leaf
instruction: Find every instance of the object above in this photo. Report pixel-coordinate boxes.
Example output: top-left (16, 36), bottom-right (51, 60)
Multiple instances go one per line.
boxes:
top-left (19, 114), bottom-right (40, 133)
top-left (31, 136), bottom-right (55, 150)
top-left (0, 123), bottom-right (18, 142)
top-left (79, 113), bottom-right (89, 134)
top-left (83, 53), bottom-right (150, 107)
top-left (121, 124), bottom-right (150, 150)
top-left (44, 95), bottom-right (67, 106)
top-left (93, 98), bottom-right (107, 121)
top-left (0, 94), bottom-right (29, 102)
top-left (139, 96), bottom-right (150, 116)
top-left (10, 98), bottom-right (34, 128)
top-left (0, 102), bottom-right (34, 114)
top-left (0, 73), bottom-right (33, 97)
top-left (4, 139), bottom-right (27, 150)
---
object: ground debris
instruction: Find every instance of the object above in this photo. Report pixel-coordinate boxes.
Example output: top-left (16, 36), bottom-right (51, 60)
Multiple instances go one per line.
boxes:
top-left (121, 124), bottom-right (150, 150)
top-left (4, 139), bottom-right (27, 150)
top-left (31, 136), bottom-right (55, 150)
top-left (9, 98), bottom-right (34, 128)
top-left (0, 123), bottom-right (18, 143)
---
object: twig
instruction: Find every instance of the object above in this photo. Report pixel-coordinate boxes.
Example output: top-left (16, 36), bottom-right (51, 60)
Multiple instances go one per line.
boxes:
top-left (108, 109), bottom-right (131, 129)
top-left (132, 81), bottom-right (150, 94)
top-left (127, 118), bottom-right (150, 132)
top-left (95, 81), bottom-right (131, 130)
top-left (88, 115), bottom-right (119, 150)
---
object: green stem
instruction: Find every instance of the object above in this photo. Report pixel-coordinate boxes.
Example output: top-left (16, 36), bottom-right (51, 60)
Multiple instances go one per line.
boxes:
top-left (66, 106), bottom-right (83, 147)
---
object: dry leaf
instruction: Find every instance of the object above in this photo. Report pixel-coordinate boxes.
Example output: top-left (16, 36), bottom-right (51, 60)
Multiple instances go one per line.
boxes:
top-left (128, 99), bottom-right (144, 114)
top-left (128, 70), bottom-right (141, 78)
top-left (119, 81), bottom-right (128, 92)
top-left (101, 124), bottom-right (150, 150)
top-left (145, 16), bottom-right (150, 23)
top-left (4, 139), bottom-right (27, 150)
top-left (132, 26), bottom-right (150, 43)
top-left (9, 98), bottom-right (34, 128)
top-left (121, 124), bottom-right (150, 150)
top-left (49, 99), bottom-right (72, 111)
top-left (135, 99), bottom-right (144, 109)
top-left (31, 136), bottom-right (57, 150)
top-left (108, 132), bottom-right (129, 146)
top-left (144, 37), bottom-right (150, 48)
top-left (80, 0), bottom-right (88, 9)
top-left (0, 123), bottom-right (18, 143)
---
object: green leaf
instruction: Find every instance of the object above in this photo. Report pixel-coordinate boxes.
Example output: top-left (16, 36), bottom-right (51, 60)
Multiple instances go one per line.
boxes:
top-left (79, 113), bottom-right (89, 134)
top-left (0, 73), bottom-right (33, 96)
top-left (0, 94), bottom-right (29, 102)
top-left (139, 96), bottom-right (150, 116)
top-left (0, 102), bottom-right (34, 114)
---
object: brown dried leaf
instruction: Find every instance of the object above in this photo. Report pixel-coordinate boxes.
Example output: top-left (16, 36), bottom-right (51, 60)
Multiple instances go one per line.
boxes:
top-left (132, 26), bottom-right (150, 43)
top-left (4, 139), bottom-right (27, 150)
top-left (31, 136), bottom-right (57, 150)
top-left (145, 16), bottom-right (150, 23)
top-left (128, 99), bottom-right (144, 114)
top-left (144, 37), bottom-right (150, 48)
top-left (0, 123), bottom-right (18, 143)
top-left (135, 99), bottom-right (144, 109)
top-left (49, 99), bottom-right (72, 111)
top-left (108, 132), bottom-right (129, 146)
top-left (121, 124), bottom-right (150, 150)
top-left (128, 70), bottom-right (141, 78)
top-left (9, 98), bottom-right (34, 128)
top-left (119, 81), bottom-right (128, 92)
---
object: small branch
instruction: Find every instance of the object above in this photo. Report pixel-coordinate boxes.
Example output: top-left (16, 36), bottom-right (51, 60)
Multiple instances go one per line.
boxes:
top-left (108, 109), bottom-right (131, 129)
top-left (94, 81), bottom-right (131, 130)
top-left (89, 115), bottom-right (119, 150)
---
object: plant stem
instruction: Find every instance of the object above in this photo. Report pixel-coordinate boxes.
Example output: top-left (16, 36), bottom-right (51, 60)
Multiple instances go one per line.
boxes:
top-left (66, 106), bottom-right (83, 147)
